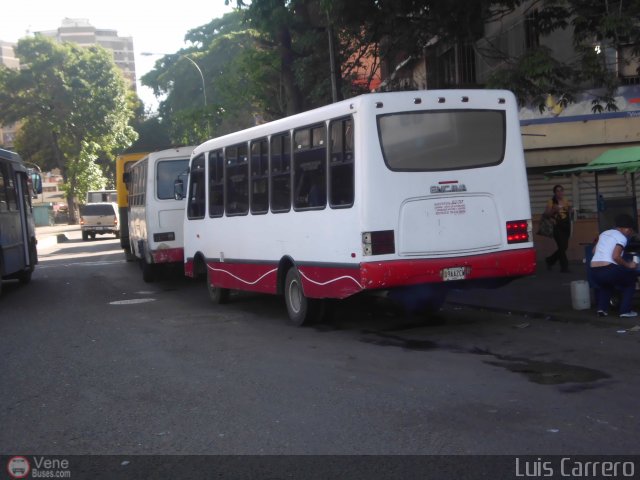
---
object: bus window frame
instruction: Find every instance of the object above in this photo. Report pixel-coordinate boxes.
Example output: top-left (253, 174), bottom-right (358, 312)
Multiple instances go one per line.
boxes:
top-left (376, 109), bottom-right (506, 172)
top-left (250, 137), bottom-right (270, 215)
top-left (187, 154), bottom-right (206, 220)
top-left (269, 132), bottom-right (292, 214)
top-left (292, 123), bottom-right (327, 212)
top-left (225, 142), bottom-right (249, 217)
top-left (328, 116), bottom-right (355, 209)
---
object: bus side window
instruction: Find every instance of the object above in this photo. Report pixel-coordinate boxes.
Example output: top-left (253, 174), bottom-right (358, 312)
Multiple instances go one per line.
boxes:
top-left (250, 139), bottom-right (269, 215)
top-left (329, 117), bottom-right (354, 208)
top-left (18, 173), bottom-right (32, 212)
top-left (270, 133), bottom-right (291, 213)
top-left (225, 143), bottom-right (249, 216)
top-left (208, 150), bottom-right (224, 218)
top-left (2, 167), bottom-right (18, 211)
top-left (293, 124), bottom-right (327, 210)
top-left (187, 155), bottom-right (206, 219)
top-left (0, 163), bottom-right (8, 212)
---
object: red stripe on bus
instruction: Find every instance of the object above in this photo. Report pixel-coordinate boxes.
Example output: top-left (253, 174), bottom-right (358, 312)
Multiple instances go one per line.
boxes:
top-left (208, 262), bottom-right (279, 294)
top-left (197, 248), bottom-right (535, 299)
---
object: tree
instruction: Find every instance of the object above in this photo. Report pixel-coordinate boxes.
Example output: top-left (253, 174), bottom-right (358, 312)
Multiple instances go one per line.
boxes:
top-left (142, 11), bottom-right (281, 139)
top-left (0, 36), bottom-right (137, 222)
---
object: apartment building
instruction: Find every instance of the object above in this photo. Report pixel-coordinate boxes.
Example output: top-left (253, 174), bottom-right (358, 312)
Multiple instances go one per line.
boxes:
top-left (37, 18), bottom-right (137, 89)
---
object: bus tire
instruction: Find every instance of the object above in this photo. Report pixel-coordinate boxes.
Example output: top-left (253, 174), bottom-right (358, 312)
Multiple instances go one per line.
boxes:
top-left (17, 269), bottom-right (32, 285)
top-left (82, 231), bottom-right (89, 241)
top-left (141, 258), bottom-right (156, 283)
top-left (207, 277), bottom-right (230, 305)
top-left (124, 249), bottom-right (136, 262)
top-left (284, 268), bottom-right (324, 326)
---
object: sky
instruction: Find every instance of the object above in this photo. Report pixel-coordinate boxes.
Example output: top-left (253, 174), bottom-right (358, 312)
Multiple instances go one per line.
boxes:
top-left (1, 0), bottom-right (234, 111)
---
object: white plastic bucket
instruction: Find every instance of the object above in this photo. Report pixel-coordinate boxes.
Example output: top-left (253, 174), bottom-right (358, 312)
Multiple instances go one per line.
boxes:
top-left (571, 280), bottom-right (591, 310)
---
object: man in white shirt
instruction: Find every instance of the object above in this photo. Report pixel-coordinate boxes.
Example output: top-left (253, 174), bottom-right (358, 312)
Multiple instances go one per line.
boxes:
top-left (590, 214), bottom-right (638, 317)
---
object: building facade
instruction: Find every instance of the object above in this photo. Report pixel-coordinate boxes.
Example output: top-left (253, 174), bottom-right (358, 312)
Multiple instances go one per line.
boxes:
top-left (386, 2), bottom-right (640, 261)
top-left (0, 41), bottom-right (19, 149)
top-left (1, 18), bottom-right (138, 149)
top-left (37, 18), bottom-right (137, 89)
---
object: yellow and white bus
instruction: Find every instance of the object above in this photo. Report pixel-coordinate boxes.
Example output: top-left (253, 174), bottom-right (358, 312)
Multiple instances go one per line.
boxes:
top-left (116, 151), bottom-right (149, 260)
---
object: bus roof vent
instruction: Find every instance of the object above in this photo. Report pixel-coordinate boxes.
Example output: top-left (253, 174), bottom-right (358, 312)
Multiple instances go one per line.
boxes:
top-left (461, 96), bottom-right (469, 103)
top-left (437, 97), bottom-right (446, 103)
top-left (414, 98), bottom-right (422, 104)
top-left (375, 102), bottom-right (384, 108)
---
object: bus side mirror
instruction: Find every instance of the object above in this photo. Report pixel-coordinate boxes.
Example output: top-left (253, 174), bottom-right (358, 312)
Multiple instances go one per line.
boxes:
top-left (174, 179), bottom-right (184, 200)
top-left (123, 172), bottom-right (131, 184)
top-left (30, 172), bottom-right (43, 196)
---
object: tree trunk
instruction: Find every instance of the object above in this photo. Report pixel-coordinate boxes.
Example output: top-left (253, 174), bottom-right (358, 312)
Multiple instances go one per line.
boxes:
top-left (277, 26), bottom-right (303, 115)
top-left (66, 172), bottom-right (78, 225)
top-left (51, 130), bottom-right (77, 224)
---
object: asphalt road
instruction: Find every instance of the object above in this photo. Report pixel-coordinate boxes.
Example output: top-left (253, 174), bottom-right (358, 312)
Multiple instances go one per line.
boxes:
top-left (1, 231), bottom-right (639, 455)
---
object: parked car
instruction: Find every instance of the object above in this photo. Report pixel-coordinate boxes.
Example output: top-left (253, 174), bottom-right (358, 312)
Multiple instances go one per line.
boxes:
top-left (80, 202), bottom-right (119, 241)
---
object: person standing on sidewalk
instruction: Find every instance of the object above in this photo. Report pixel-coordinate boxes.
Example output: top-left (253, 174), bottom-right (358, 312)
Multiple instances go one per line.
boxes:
top-left (590, 214), bottom-right (638, 318)
top-left (545, 184), bottom-right (572, 272)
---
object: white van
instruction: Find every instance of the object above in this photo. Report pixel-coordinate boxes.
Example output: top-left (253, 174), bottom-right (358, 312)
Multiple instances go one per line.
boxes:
top-left (127, 146), bottom-right (194, 282)
top-left (80, 202), bottom-right (120, 241)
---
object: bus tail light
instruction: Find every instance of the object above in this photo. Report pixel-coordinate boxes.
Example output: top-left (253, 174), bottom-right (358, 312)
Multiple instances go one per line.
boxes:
top-left (362, 230), bottom-right (395, 256)
top-left (80, 217), bottom-right (85, 226)
top-left (114, 216), bottom-right (118, 226)
top-left (506, 220), bottom-right (531, 244)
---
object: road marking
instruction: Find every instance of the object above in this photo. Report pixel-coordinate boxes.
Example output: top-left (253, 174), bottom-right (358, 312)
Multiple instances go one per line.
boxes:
top-left (38, 260), bottom-right (126, 269)
top-left (109, 298), bottom-right (156, 305)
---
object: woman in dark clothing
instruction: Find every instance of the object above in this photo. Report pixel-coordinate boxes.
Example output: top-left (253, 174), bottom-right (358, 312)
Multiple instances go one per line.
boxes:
top-left (545, 184), bottom-right (572, 272)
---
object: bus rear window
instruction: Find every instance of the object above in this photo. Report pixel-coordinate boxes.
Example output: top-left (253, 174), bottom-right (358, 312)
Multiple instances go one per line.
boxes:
top-left (377, 110), bottom-right (505, 171)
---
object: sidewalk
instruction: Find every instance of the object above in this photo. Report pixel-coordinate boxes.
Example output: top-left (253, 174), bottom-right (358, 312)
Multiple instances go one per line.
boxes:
top-left (447, 261), bottom-right (640, 328)
top-left (35, 224), bottom-right (80, 249)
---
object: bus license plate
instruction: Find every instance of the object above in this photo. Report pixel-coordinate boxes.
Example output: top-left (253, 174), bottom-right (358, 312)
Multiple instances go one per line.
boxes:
top-left (441, 267), bottom-right (466, 281)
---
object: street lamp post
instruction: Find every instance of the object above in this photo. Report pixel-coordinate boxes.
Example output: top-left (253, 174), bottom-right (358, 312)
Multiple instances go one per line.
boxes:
top-left (141, 52), bottom-right (210, 136)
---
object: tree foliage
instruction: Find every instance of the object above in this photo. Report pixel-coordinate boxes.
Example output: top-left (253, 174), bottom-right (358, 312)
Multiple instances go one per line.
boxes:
top-left (141, 0), bottom-right (639, 132)
top-left (0, 36), bottom-right (137, 221)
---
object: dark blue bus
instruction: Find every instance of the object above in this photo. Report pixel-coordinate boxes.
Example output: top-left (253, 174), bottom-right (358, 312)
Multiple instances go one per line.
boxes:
top-left (0, 148), bottom-right (41, 296)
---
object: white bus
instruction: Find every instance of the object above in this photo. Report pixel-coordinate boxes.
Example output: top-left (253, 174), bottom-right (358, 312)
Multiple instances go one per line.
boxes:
top-left (183, 90), bottom-right (535, 325)
top-left (127, 146), bottom-right (194, 282)
top-left (86, 189), bottom-right (117, 204)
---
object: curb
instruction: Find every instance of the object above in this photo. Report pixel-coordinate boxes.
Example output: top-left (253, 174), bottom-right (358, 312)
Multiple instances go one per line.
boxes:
top-left (447, 301), bottom-right (636, 329)
top-left (36, 233), bottom-right (68, 250)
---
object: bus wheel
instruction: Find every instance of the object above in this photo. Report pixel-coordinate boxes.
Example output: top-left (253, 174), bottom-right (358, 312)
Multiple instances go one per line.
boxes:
top-left (207, 278), bottom-right (230, 305)
top-left (17, 269), bottom-right (32, 285)
top-left (141, 259), bottom-right (156, 283)
top-left (284, 268), bottom-right (324, 326)
top-left (82, 231), bottom-right (89, 241)
top-left (124, 249), bottom-right (136, 262)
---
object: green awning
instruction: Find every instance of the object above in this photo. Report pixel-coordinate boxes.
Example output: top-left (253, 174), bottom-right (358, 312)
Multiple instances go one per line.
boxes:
top-left (546, 146), bottom-right (640, 176)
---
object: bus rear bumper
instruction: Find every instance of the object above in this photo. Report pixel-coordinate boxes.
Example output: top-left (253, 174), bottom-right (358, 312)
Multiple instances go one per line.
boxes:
top-left (151, 247), bottom-right (184, 264)
top-left (301, 248), bottom-right (536, 299)
top-left (360, 248), bottom-right (536, 292)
